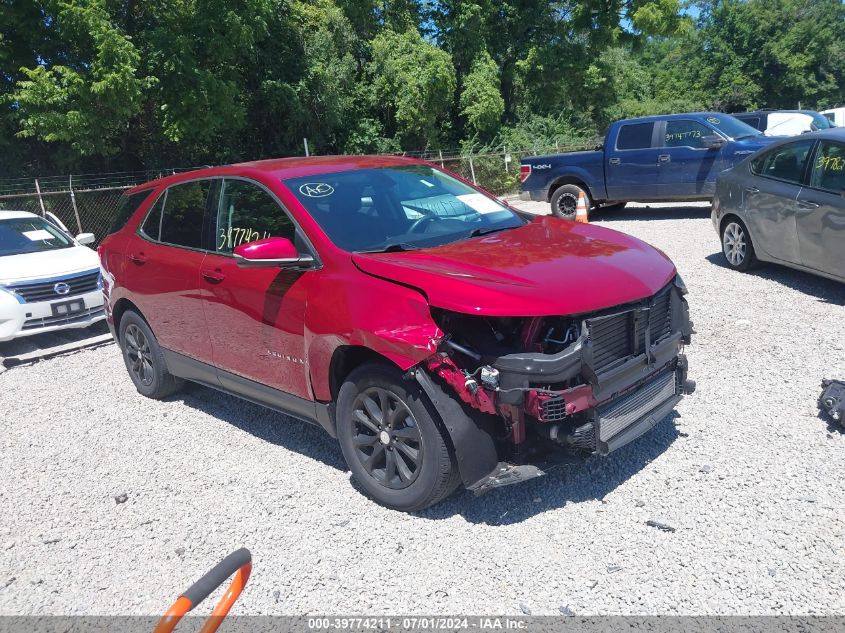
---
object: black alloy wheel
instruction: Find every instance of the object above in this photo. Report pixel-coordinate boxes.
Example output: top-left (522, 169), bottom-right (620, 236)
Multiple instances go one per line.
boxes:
top-left (350, 387), bottom-right (424, 490)
top-left (118, 309), bottom-right (183, 399)
top-left (123, 323), bottom-right (154, 387)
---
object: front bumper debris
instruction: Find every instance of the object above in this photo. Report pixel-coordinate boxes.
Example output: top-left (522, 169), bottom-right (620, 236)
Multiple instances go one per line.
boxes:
top-left (452, 281), bottom-right (694, 493)
top-left (819, 379), bottom-right (845, 425)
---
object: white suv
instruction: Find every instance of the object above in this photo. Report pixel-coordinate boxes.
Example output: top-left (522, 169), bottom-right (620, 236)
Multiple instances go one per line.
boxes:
top-left (0, 210), bottom-right (105, 342)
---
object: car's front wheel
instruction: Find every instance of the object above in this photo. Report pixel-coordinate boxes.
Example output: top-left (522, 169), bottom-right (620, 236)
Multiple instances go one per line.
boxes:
top-left (721, 218), bottom-right (758, 271)
top-left (119, 310), bottom-right (184, 399)
top-left (336, 363), bottom-right (459, 512)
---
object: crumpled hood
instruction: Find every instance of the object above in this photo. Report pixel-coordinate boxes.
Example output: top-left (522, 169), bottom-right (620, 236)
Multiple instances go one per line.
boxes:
top-left (352, 216), bottom-right (676, 317)
top-left (0, 246), bottom-right (99, 285)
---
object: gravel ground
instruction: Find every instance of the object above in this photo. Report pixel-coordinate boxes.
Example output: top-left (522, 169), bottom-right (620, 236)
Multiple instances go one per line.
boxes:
top-left (2, 202), bottom-right (845, 616)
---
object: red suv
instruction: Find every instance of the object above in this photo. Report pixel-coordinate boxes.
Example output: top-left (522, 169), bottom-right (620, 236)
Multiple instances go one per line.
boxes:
top-left (100, 156), bottom-right (693, 511)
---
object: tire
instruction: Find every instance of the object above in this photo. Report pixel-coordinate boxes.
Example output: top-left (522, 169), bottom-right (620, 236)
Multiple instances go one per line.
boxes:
top-left (550, 183), bottom-right (591, 219)
top-left (336, 362), bottom-right (459, 512)
top-left (118, 310), bottom-right (184, 399)
top-left (721, 217), bottom-right (759, 271)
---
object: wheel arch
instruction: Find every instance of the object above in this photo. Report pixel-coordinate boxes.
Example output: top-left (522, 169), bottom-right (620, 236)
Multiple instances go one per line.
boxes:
top-left (719, 212), bottom-right (761, 251)
top-left (719, 212), bottom-right (770, 265)
top-left (330, 349), bottom-right (500, 491)
top-left (112, 297), bottom-right (146, 335)
top-left (327, 345), bottom-right (402, 401)
top-left (548, 175), bottom-right (593, 202)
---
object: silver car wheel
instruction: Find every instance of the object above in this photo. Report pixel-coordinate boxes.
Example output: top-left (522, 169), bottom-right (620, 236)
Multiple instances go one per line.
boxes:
top-left (723, 222), bottom-right (747, 266)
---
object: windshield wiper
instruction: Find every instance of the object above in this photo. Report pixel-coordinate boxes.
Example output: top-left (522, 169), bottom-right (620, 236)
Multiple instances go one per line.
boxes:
top-left (467, 226), bottom-right (514, 238)
top-left (357, 242), bottom-right (420, 254)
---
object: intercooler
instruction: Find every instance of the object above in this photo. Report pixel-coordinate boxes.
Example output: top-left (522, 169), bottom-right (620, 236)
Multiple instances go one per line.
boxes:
top-left (596, 369), bottom-right (678, 443)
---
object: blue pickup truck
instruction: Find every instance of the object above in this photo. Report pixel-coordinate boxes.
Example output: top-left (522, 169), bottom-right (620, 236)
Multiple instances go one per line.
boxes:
top-left (519, 112), bottom-right (779, 218)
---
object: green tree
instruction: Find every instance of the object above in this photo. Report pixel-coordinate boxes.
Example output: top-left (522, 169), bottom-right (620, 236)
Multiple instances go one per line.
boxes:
top-left (460, 51), bottom-right (505, 141)
top-left (690, 0), bottom-right (845, 110)
top-left (366, 29), bottom-right (456, 148)
top-left (11, 0), bottom-right (148, 156)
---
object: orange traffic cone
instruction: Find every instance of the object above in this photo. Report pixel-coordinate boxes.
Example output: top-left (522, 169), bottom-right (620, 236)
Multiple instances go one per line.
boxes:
top-left (574, 192), bottom-right (589, 223)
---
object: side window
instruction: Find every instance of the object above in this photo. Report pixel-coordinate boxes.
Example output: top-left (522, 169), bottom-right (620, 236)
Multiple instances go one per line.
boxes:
top-left (615, 123), bottom-right (655, 150)
top-left (140, 191), bottom-right (166, 240)
top-left (664, 120), bottom-right (711, 148)
top-left (749, 141), bottom-right (814, 184)
top-left (215, 179), bottom-right (296, 253)
top-left (109, 190), bottom-right (153, 235)
top-left (158, 180), bottom-right (211, 249)
top-left (809, 141), bottom-right (845, 192)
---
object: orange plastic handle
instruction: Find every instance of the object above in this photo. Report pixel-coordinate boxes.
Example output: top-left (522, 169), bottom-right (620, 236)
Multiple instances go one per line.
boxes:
top-left (153, 549), bottom-right (252, 633)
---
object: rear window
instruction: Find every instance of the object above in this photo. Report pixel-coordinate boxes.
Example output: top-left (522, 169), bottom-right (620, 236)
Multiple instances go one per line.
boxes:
top-left (735, 115), bottom-right (761, 130)
top-left (616, 123), bottom-right (655, 150)
top-left (109, 189), bottom-right (153, 235)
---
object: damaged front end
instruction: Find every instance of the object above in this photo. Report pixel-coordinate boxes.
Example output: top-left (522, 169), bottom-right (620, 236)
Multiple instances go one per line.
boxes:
top-left (415, 276), bottom-right (695, 493)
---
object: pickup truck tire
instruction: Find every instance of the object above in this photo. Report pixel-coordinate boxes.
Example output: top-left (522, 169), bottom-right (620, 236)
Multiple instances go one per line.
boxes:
top-left (550, 184), bottom-right (591, 219)
top-left (336, 362), bottom-right (459, 512)
top-left (118, 310), bottom-right (184, 399)
top-left (721, 218), bottom-right (758, 271)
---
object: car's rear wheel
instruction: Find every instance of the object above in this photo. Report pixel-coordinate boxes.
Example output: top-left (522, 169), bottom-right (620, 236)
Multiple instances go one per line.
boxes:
top-left (550, 184), bottom-right (590, 219)
top-left (119, 310), bottom-right (183, 399)
top-left (336, 362), bottom-right (459, 512)
top-left (721, 218), bottom-right (758, 271)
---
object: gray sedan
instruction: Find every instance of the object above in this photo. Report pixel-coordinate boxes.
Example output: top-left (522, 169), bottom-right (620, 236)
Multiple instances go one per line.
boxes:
top-left (711, 128), bottom-right (845, 282)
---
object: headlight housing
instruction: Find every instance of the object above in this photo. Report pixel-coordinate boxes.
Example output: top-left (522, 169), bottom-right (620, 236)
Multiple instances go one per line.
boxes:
top-left (0, 286), bottom-right (23, 303)
top-left (673, 273), bottom-right (688, 296)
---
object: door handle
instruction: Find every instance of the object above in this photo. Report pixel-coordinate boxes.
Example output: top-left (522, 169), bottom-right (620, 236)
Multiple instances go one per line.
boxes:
top-left (608, 158), bottom-right (621, 165)
top-left (796, 200), bottom-right (820, 210)
top-left (744, 186), bottom-right (760, 194)
top-left (128, 252), bottom-right (147, 265)
top-left (201, 269), bottom-right (225, 284)
top-left (658, 154), bottom-right (671, 163)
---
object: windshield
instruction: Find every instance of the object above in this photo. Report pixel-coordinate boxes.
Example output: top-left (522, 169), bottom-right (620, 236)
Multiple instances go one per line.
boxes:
top-left (706, 115), bottom-right (762, 139)
top-left (284, 165), bottom-right (526, 252)
top-left (0, 216), bottom-right (73, 256)
top-left (810, 112), bottom-right (834, 129)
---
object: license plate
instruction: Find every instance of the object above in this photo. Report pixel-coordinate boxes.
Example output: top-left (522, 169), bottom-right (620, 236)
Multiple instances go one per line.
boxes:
top-left (51, 299), bottom-right (85, 317)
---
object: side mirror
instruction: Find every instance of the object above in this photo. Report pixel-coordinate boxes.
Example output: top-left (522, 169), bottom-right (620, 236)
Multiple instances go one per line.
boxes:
top-left (76, 232), bottom-right (96, 245)
top-left (702, 135), bottom-right (726, 149)
top-left (233, 237), bottom-right (314, 268)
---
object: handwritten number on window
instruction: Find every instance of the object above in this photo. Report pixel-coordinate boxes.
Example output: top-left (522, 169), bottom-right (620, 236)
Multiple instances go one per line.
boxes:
top-left (816, 155), bottom-right (845, 172)
top-left (218, 226), bottom-right (271, 250)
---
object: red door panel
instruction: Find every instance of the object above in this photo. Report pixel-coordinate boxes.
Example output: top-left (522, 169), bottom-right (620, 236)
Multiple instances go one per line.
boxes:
top-left (123, 234), bottom-right (211, 362)
top-left (200, 252), bottom-right (311, 399)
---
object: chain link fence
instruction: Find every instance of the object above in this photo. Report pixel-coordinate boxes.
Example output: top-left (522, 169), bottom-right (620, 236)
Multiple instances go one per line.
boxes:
top-left (0, 141), bottom-right (599, 243)
top-left (0, 168), bottom-right (204, 245)
top-left (0, 186), bottom-right (130, 243)
top-left (401, 141), bottom-right (600, 195)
